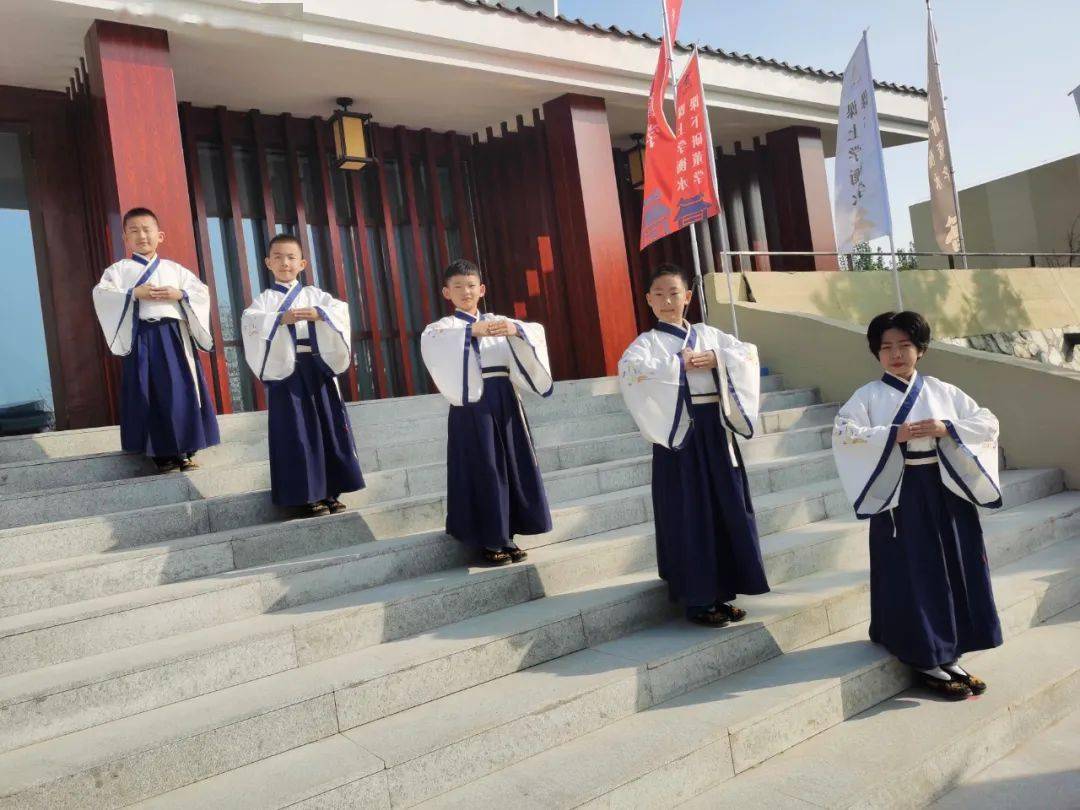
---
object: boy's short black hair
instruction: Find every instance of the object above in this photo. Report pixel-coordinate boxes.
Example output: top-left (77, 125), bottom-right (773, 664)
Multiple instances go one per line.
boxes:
top-left (647, 263), bottom-right (692, 290)
top-left (267, 232), bottom-right (304, 256)
top-left (122, 207), bottom-right (159, 229)
top-left (442, 258), bottom-right (482, 286)
top-left (867, 311), bottom-right (932, 356)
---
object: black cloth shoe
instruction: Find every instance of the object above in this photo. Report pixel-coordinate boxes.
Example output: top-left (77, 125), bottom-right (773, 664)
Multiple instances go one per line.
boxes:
top-left (687, 605), bottom-right (730, 627)
top-left (323, 498), bottom-right (347, 514)
top-left (305, 501), bottom-right (331, 518)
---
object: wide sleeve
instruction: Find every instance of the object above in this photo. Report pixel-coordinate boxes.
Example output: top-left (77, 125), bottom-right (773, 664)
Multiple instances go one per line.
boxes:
top-left (241, 291), bottom-right (295, 383)
top-left (421, 318), bottom-right (483, 406)
top-left (507, 320), bottom-right (554, 398)
top-left (92, 264), bottom-right (137, 357)
top-left (177, 267), bottom-right (214, 351)
top-left (618, 334), bottom-right (692, 449)
top-left (832, 388), bottom-right (904, 518)
top-left (705, 326), bottom-right (760, 439)
top-left (937, 385), bottom-right (1002, 508)
top-left (310, 289), bottom-right (353, 376)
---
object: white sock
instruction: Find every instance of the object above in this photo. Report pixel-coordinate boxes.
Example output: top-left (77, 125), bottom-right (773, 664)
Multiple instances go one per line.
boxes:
top-left (942, 662), bottom-right (968, 678)
top-left (917, 666), bottom-right (952, 680)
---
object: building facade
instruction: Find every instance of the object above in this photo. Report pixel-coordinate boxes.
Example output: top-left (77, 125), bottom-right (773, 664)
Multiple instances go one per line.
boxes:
top-left (0, 0), bottom-right (927, 429)
top-left (910, 153), bottom-right (1080, 269)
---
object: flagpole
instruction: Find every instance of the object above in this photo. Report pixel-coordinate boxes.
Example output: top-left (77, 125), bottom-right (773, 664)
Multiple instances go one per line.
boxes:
top-left (927, 0), bottom-right (968, 269)
top-left (659, 9), bottom-right (708, 324)
top-left (888, 234), bottom-right (904, 309)
top-left (659, 6), bottom-right (741, 336)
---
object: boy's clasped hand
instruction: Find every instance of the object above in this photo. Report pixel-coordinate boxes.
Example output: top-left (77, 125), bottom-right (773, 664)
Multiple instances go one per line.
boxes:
top-left (280, 308), bottom-right (322, 325)
top-left (471, 319), bottom-right (518, 338)
top-left (132, 284), bottom-right (183, 301)
top-left (896, 419), bottom-right (948, 441)
top-left (680, 348), bottom-right (718, 370)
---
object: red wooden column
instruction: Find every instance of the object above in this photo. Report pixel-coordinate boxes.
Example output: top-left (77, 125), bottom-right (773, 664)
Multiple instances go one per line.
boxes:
top-left (83, 21), bottom-right (219, 404)
top-left (84, 21), bottom-right (199, 273)
top-left (763, 126), bottom-right (839, 271)
top-left (541, 94), bottom-right (637, 378)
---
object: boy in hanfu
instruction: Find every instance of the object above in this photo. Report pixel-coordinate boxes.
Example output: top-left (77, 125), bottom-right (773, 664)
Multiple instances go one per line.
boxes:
top-left (420, 258), bottom-right (553, 566)
top-left (241, 233), bottom-right (364, 517)
top-left (833, 311), bottom-right (1003, 699)
top-left (92, 207), bottom-right (220, 472)
top-left (619, 263), bottom-right (769, 627)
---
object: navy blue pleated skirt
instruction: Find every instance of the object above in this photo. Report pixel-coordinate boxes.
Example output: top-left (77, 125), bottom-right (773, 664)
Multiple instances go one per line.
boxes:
top-left (120, 319), bottom-right (220, 458)
top-left (651, 402), bottom-right (770, 608)
top-left (445, 376), bottom-right (552, 550)
top-left (868, 462), bottom-right (1002, 668)
top-left (266, 353), bottom-right (365, 507)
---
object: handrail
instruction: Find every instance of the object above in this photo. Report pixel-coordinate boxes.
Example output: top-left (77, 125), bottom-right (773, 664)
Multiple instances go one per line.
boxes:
top-left (708, 249), bottom-right (1080, 268)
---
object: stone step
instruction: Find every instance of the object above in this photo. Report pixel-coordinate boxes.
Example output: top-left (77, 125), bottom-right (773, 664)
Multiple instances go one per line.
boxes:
top-left (929, 705), bottom-right (1080, 809)
top-left (0, 372), bottom-right (790, 468)
top-left (414, 538), bottom-right (1080, 810)
top-left (0, 449), bottom-right (843, 615)
top-left (0, 423), bottom-right (835, 571)
top-left (0, 397), bottom-right (834, 531)
top-left (0, 477), bottom-right (1072, 784)
top-left (676, 604), bottom-right (1080, 809)
top-left (114, 528), bottom-right (1080, 810)
top-left (0, 409), bottom-right (639, 529)
top-left (0, 483), bottom-right (655, 677)
top-left (0, 470), bottom-right (870, 678)
top-left (0, 386), bottom-right (820, 501)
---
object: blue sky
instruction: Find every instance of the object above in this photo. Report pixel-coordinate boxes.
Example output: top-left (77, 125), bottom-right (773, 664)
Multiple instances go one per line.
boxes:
top-left (562, 0), bottom-right (1080, 249)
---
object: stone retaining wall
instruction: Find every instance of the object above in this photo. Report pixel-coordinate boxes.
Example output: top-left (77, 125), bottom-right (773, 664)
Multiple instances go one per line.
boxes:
top-left (941, 326), bottom-right (1080, 372)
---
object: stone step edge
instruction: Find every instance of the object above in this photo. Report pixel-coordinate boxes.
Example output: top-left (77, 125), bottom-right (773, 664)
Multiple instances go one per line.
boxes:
top-left (412, 540), bottom-right (1080, 810)
top-left (675, 607), bottom-right (1080, 809)
top-left (117, 536), bottom-right (1080, 810)
top-left (0, 474), bottom-right (1070, 713)
top-left (0, 447), bottom-right (837, 585)
top-left (0, 421), bottom-right (836, 541)
top-left (0, 374), bottom-right (789, 465)
top-left (0, 395), bottom-right (833, 505)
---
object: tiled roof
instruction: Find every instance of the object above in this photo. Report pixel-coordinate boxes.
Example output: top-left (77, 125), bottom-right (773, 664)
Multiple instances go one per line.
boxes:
top-left (445, 0), bottom-right (927, 96)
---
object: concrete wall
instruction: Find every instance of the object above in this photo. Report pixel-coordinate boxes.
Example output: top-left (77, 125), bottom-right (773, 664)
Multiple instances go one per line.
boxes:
top-left (702, 285), bottom-right (1080, 489)
top-left (710, 267), bottom-right (1080, 338)
top-left (910, 154), bottom-right (1080, 269)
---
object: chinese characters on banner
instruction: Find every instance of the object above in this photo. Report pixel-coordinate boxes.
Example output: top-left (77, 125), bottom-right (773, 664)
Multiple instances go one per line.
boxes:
top-left (639, 0), bottom-right (684, 250)
top-left (672, 50), bottom-right (721, 229)
top-left (833, 32), bottom-right (893, 254)
top-left (927, 16), bottom-right (961, 253)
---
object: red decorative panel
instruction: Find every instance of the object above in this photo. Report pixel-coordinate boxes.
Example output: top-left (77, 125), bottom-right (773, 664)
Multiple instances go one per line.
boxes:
top-left (84, 22), bottom-right (199, 273)
top-left (541, 94), bottom-right (637, 378)
top-left (764, 126), bottom-right (839, 271)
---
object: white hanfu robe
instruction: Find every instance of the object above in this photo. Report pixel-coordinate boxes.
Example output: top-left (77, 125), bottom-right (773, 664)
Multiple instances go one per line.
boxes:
top-left (833, 371), bottom-right (1004, 668)
top-left (92, 254), bottom-right (219, 458)
top-left (420, 311), bottom-right (553, 406)
top-left (241, 282), bottom-right (364, 507)
top-left (618, 321), bottom-right (760, 458)
top-left (420, 310), bottom-right (553, 550)
top-left (618, 321), bottom-right (769, 609)
top-left (832, 372), bottom-right (1002, 519)
top-left (92, 254), bottom-right (214, 398)
top-left (241, 281), bottom-right (352, 383)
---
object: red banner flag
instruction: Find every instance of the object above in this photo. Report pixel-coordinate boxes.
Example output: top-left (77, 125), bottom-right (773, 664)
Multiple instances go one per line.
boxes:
top-left (663, 0), bottom-right (683, 42)
top-left (672, 49), bottom-right (721, 229)
top-left (639, 0), bottom-right (684, 250)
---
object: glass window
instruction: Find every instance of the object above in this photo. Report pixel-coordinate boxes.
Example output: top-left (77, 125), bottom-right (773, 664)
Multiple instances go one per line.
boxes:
top-left (197, 142), bottom-right (255, 411)
top-left (0, 131), bottom-right (53, 414)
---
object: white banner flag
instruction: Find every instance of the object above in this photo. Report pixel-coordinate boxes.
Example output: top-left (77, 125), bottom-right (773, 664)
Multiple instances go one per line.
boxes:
top-left (834, 32), bottom-right (892, 253)
top-left (927, 14), bottom-right (961, 253)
